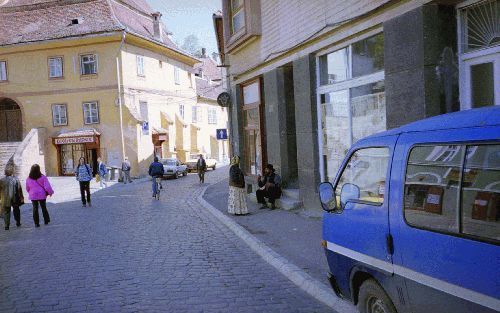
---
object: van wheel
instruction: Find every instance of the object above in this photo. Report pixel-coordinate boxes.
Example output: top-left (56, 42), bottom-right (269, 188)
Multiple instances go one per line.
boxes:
top-left (357, 279), bottom-right (397, 313)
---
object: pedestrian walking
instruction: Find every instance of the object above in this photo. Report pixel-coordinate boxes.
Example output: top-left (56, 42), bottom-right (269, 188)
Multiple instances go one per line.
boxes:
top-left (75, 157), bottom-right (93, 207)
top-left (227, 156), bottom-right (248, 216)
top-left (97, 157), bottom-right (108, 189)
top-left (0, 165), bottom-right (24, 230)
top-left (196, 154), bottom-right (207, 184)
top-left (148, 156), bottom-right (165, 198)
top-left (256, 164), bottom-right (282, 210)
top-left (26, 164), bottom-right (54, 227)
top-left (121, 157), bottom-right (132, 184)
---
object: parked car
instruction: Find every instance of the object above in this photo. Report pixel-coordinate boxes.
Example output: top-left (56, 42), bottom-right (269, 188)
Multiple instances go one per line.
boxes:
top-left (185, 154), bottom-right (217, 172)
top-left (160, 158), bottom-right (187, 179)
top-left (318, 107), bottom-right (500, 313)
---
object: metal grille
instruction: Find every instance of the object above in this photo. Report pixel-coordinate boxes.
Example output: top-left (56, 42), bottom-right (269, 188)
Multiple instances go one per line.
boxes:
top-left (462, 0), bottom-right (500, 52)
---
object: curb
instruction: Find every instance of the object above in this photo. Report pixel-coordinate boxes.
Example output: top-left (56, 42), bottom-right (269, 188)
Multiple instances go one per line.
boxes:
top-left (197, 186), bottom-right (357, 313)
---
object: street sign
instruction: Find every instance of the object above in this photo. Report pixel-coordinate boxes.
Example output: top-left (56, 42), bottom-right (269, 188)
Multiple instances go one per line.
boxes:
top-left (142, 121), bottom-right (149, 135)
top-left (216, 128), bottom-right (228, 140)
top-left (217, 92), bottom-right (231, 107)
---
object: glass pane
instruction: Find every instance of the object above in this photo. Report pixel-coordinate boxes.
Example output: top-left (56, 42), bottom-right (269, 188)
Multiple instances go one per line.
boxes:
top-left (352, 33), bottom-right (384, 77)
top-left (405, 145), bottom-right (465, 233)
top-left (462, 145), bottom-right (500, 241)
top-left (335, 147), bottom-right (390, 205)
top-left (0, 62), bottom-right (6, 80)
top-left (471, 62), bottom-right (495, 108)
top-left (232, 10), bottom-right (245, 33)
top-left (243, 82), bottom-right (259, 105)
top-left (319, 48), bottom-right (348, 85)
top-left (351, 81), bottom-right (386, 143)
top-left (244, 130), bottom-right (256, 174)
top-left (321, 89), bottom-right (350, 182)
top-left (462, 0), bottom-right (500, 52)
top-left (245, 108), bottom-right (259, 127)
top-left (231, 0), bottom-right (243, 10)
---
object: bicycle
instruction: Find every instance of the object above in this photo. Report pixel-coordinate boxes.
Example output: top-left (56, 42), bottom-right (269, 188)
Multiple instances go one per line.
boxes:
top-left (154, 177), bottom-right (162, 200)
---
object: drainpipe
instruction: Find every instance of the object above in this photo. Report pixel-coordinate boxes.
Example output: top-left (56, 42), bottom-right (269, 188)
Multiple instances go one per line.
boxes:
top-left (116, 31), bottom-right (126, 161)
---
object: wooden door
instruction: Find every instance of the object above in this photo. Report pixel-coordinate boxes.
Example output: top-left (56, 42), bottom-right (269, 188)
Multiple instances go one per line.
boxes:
top-left (0, 109), bottom-right (22, 142)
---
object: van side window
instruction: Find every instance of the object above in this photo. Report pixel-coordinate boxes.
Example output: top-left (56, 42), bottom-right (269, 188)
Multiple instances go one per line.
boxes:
top-left (461, 145), bottom-right (500, 241)
top-left (335, 147), bottom-right (389, 206)
top-left (404, 145), bottom-right (464, 233)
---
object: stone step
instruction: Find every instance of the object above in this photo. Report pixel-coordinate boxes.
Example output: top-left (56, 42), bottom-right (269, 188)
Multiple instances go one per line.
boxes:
top-left (282, 188), bottom-right (300, 201)
top-left (247, 193), bottom-right (303, 211)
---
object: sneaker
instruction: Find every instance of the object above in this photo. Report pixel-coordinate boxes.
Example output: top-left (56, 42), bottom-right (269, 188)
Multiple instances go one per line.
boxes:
top-left (16, 223), bottom-right (21, 227)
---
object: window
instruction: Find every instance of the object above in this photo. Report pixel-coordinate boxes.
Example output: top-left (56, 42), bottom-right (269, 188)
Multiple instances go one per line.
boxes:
top-left (335, 147), bottom-right (390, 207)
top-left (242, 79), bottom-right (265, 175)
top-left (208, 108), bottom-right (217, 124)
top-left (404, 144), bottom-right (500, 242)
top-left (230, 0), bottom-right (245, 34)
top-left (139, 101), bottom-right (148, 121)
top-left (192, 106), bottom-right (198, 123)
top-left (0, 61), bottom-right (7, 81)
top-left (179, 104), bottom-right (185, 119)
top-left (52, 104), bottom-right (67, 126)
top-left (137, 56), bottom-right (145, 76)
top-left (80, 54), bottom-right (97, 75)
top-left (83, 101), bottom-right (99, 124)
top-left (319, 33), bottom-right (385, 182)
top-left (174, 66), bottom-right (180, 85)
top-left (48, 57), bottom-right (63, 78)
top-left (460, 0), bottom-right (500, 53)
top-left (471, 62), bottom-right (494, 107)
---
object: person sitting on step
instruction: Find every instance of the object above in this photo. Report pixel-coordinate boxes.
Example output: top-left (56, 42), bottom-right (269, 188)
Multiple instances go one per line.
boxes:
top-left (256, 164), bottom-right (282, 210)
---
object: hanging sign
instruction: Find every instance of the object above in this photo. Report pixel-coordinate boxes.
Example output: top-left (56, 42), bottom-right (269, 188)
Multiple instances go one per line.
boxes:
top-left (55, 136), bottom-right (94, 145)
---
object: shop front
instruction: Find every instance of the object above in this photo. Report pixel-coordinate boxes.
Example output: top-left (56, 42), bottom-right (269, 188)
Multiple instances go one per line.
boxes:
top-left (152, 127), bottom-right (168, 158)
top-left (53, 129), bottom-right (101, 176)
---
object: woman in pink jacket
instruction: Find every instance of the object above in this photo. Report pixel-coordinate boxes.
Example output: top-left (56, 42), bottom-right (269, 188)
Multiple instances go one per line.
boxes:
top-left (26, 164), bottom-right (54, 227)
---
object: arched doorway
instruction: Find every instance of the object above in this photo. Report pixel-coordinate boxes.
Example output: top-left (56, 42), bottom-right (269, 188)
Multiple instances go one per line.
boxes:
top-left (0, 98), bottom-right (23, 142)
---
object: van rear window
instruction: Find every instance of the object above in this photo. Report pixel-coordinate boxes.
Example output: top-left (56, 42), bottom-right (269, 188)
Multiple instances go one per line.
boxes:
top-left (404, 144), bottom-right (500, 242)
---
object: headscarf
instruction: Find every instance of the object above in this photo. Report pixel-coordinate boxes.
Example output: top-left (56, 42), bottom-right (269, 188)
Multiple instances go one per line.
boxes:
top-left (230, 156), bottom-right (240, 166)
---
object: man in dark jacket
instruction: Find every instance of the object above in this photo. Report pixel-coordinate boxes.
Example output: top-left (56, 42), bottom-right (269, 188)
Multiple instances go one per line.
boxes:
top-left (196, 154), bottom-right (207, 184)
top-left (257, 164), bottom-right (282, 210)
top-left (148, 156), bottom-right (164, 197)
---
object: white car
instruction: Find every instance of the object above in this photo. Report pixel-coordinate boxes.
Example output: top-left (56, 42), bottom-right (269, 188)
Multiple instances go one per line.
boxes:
top-left (160, 158), bottom-right (188, 179)
top-left (185, 154), bottom-right (217, 172)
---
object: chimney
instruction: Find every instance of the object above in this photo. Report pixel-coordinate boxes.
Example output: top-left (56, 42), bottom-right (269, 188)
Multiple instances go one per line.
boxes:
top-left (152, 12), bottom-right (162, 40)
top-left (201, 48), bottom-right (207, 58)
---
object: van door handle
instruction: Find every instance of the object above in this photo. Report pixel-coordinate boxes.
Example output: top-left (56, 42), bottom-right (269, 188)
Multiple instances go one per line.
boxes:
top-left (386, 234), bottom-right (394, 256)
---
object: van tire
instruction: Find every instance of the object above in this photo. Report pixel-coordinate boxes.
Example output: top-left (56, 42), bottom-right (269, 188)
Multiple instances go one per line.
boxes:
top-left (357, 279), bottom-right (397, 313)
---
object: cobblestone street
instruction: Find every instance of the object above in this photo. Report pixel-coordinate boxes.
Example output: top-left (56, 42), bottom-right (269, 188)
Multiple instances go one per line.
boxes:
top-left (0, 169), bottom-right (332, 313)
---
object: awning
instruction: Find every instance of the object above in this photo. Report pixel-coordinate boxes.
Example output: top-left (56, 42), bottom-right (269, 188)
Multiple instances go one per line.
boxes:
top-left (161, 112), bottom-right (174, 125)
top-left (175, 113), bottom-right (187, 126)
top-left (53, 129), bottom-right (100, 145)
top-left (152, 127), bottom-right (169, 135)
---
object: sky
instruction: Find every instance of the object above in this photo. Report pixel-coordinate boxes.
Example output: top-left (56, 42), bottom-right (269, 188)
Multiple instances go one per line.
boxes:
top-left (147, 0), bottom-right (221, 55)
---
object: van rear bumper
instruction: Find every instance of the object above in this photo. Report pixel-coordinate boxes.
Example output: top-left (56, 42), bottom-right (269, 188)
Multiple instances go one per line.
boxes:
top-left (327, 272), bottom-right (344, 298)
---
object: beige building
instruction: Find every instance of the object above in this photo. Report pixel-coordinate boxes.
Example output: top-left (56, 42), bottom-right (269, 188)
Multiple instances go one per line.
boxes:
top-left (0, 0), bottom-right (226, 178)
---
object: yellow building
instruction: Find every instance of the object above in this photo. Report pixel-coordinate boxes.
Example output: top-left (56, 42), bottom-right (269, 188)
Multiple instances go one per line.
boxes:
top-left (0, 0), bottom-right (220, 178)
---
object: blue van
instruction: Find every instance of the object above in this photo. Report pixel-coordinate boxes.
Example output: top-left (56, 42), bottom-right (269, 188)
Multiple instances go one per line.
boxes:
top-left (319, 107), bottom-right (500, 313)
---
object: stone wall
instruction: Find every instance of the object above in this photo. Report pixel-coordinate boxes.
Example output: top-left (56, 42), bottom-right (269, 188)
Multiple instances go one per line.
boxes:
top-left (11, 127), bottom-right (48, 180)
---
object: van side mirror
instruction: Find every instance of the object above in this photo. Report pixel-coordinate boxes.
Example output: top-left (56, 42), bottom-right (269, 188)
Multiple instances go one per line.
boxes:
top-left (340, 183), bottom-right (360, 208)
top-left (319, 182), bottom-right (337, 212)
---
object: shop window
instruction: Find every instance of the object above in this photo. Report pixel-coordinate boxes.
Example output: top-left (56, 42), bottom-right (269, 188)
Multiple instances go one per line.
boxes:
top-left (404, 145), bottom-right (465, 233)
top-left (192, 106), bottom-right (198, 123)
top-left (80, 54), bottom-right (97, 75)
top-left (230, 0), bottom-right (245, 35)
top-left (0, 61), bottom-right (7, 81)
top-left (48, 57), bottom-right (63, 78)
top-left (137, 55), bottom-right (145, 76)
top-left (52, 104), bottom-right (67, 126)
top-left (208, 108), bottom-right (217, 124)
top-left (319, 48), bottom-right (348, 85)
top-left (83, 101), bottom-right (99, 124)
top-left (461, 144), bottom-right (500, 241)
top-left (335, 147), bottom-right (389, 207)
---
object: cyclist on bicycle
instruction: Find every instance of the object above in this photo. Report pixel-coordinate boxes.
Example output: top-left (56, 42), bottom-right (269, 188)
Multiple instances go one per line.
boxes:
top-left (148, 156), bottom-right (164, 198)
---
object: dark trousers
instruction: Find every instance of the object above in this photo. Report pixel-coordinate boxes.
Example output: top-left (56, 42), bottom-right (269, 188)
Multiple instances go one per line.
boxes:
top-left (79, 181), bottom-right (91, 204)
top-left (198, 170), bottom-right (205, 183)
top-left (256, 186), bottom-right (282, 205)
top-left (3, 205), bottom-right (20, 227)
top-left (32, 200), bottom-right (50, 225)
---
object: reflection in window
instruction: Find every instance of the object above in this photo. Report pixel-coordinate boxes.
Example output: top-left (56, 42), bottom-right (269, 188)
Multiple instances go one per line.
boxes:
top-left (462, 145), bottom-right (500, 241)
top-left (352, 33), bottom-right (384, 78)
top-left (351, 81), bottom-right (386, 143)
top-left (405, 145), bottom-right (465, 233)
top-left (319, 47), bottom-right (348, 85)
top-left (335, 147), bottom-right (389, 205)
top-left (471, 62), bottom-right (494, 107)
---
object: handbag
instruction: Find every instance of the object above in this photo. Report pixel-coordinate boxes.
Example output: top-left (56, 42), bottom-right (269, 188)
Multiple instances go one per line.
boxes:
top-left (35, 178), bottom-right (49, 197)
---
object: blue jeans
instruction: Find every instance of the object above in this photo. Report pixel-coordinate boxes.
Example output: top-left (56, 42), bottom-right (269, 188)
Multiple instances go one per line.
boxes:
top-left (152, 178), bottom-right (158, 196)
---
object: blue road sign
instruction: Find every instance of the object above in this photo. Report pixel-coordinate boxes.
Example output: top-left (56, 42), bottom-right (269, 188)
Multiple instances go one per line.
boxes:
top-left (216, 128), bottom-right (228, 140)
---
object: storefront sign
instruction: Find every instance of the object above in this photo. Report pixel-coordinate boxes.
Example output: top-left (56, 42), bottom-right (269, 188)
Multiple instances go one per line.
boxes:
top-left (217, 92), bottom-right (231, 107)
top-left (159, 135), bottom-right (167, 141)
top-left (55, 136), bottom-right (94, 145)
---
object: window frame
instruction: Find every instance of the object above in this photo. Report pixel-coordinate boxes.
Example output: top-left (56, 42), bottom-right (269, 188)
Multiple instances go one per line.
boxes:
top-left (192, 106), bottom-right (198, 123)
top-left (0, 60), bottom-right (8, 82)
top-left (82, 101), bottom-right (100, 125)
top-left (403, 141), bottom-right (500, 246)
top-left (174, 66), bottom-right (180, 85)
top-left (230, 0), bottom-right (245, 35)
top-left (179, 104), bottom-right (185, 119)
top-left (48, 56), bottom-right (64, 79)
top-left (136, 55), bottom-right (145, 77)
top-left (332, 146), bottom-right (391, 213)
top-left (208, 107), bottom-right (217, 124)
top-left (51, 103), bottom-right (68, 127)
top-left (80, 53), bottom-right (98, 76)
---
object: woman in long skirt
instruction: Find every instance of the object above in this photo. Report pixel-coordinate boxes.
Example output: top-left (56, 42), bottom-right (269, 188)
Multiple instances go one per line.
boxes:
top-left (227, 156), bottom-right (248, 215)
